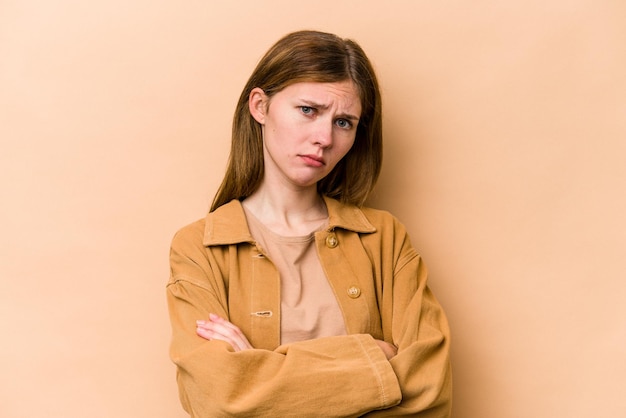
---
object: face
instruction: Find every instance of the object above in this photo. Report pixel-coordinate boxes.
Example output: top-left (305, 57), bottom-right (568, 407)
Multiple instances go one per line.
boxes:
top-left (249, 80), bottom-right (362, 191)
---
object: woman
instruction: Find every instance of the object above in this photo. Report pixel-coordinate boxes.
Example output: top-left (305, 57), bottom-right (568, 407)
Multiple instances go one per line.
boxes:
top-left (167, 30), bottom-right (452, 417)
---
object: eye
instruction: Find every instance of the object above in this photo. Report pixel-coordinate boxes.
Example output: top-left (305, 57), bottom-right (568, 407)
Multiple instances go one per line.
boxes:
top-left (335, 118), bottom-right (353, 129)
top-left (299, 106), bottom-right (315, 115)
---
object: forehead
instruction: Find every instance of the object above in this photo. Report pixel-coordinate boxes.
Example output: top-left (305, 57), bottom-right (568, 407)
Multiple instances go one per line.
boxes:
top-left (277, 81), bottom-right (362, 114)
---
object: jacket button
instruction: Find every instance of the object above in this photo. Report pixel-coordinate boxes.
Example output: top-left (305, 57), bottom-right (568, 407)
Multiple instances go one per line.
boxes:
top-left (325, 233), bottom-right (338, 248)
top-left (347, 286), bottom-right (361, 298)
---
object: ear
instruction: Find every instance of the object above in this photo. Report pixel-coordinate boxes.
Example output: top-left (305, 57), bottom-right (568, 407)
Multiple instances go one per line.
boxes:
top-left (249, 87), bottom-right (268, 124)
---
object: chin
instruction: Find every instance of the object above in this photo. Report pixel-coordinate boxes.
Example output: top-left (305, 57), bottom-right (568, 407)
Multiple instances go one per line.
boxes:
top-left (290, 177), bottom-right (322, 189)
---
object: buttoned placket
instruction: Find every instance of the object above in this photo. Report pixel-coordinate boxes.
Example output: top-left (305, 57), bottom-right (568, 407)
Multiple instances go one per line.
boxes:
top-left (247, 243), bottom-right (281, 350)
top-left (316, 228), bottom-right (379, 337)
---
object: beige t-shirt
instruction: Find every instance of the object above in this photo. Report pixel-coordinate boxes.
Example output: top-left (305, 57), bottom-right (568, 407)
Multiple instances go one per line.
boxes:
top-left (244, 208), bottom-right (347, 345)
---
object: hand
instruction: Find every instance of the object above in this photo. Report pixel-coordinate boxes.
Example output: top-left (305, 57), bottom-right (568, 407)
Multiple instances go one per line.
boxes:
top-left (375, 339), bottom-right (398, 360)
top-left (196, 313), bottom-right (253, 351)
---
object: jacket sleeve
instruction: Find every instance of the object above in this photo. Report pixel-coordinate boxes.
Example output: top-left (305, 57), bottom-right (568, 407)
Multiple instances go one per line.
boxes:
top-left (363, 221), bottom-right (452, 417)
top-left (166, 226), bottom-right (402, 418)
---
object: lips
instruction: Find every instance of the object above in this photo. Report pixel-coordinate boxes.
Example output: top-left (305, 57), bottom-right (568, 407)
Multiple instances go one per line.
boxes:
top-left (300, 154), bottom-right (325, 167)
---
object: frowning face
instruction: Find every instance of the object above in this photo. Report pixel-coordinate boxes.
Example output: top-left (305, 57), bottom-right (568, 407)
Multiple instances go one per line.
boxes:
top-left (249, 80), bottom-right (362, 191)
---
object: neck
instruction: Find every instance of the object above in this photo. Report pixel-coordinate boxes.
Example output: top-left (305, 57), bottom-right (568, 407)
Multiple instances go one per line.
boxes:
top-left (243, 183), bottom-right (328, 236)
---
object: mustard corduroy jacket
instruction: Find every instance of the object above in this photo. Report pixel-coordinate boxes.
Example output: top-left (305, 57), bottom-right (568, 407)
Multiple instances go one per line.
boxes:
top-left (167, 196), bottom-right (452, 417)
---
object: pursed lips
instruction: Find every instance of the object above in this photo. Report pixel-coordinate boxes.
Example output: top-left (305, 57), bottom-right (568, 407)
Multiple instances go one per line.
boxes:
top-left (299, 154), bottom-right (325, 167)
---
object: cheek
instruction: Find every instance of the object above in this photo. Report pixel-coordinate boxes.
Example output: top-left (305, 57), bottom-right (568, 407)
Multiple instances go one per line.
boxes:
top-left (337, 135), bottom-right (357, 159)
top-left (266, 118), bottom-right (297, 143)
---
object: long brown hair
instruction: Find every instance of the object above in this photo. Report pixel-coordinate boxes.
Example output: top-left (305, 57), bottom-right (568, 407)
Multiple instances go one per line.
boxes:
top-left (210, 30), bottom-right (383, 211)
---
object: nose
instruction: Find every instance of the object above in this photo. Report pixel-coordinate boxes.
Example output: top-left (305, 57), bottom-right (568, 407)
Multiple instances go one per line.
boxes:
top-left (313, 121), bottom-right (333, 148)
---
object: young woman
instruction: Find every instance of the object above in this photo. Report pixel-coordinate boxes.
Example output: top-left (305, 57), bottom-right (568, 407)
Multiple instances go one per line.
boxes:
top-left (167, 30), bottom-right (452, 417)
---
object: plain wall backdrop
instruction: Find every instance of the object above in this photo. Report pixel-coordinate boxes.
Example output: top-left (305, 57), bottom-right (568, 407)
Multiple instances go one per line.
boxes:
top-left (1, 1), bottom-right (625, 417)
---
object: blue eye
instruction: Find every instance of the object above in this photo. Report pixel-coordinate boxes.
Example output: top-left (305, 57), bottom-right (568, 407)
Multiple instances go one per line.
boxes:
top-left (335, 119), bottom-right (352, 129)
top-left (300, 106), bottom-right (314, 115)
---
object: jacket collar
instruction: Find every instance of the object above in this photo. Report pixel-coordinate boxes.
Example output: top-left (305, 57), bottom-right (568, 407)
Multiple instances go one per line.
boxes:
top-left (203, 195), bottom-right (376, 247)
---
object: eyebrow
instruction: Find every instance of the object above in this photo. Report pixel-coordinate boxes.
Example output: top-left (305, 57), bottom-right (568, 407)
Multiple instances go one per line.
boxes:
top-left (301, 99), bottom-right (360, 121)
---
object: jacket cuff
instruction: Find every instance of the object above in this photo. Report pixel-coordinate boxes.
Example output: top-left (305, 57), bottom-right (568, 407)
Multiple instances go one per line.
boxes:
top-left (354, 334), bottom-right (402, 409)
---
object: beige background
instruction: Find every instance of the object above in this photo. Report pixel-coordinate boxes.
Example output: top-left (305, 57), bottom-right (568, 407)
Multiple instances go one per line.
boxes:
top-left (1, 0), bottom-right (625, 417)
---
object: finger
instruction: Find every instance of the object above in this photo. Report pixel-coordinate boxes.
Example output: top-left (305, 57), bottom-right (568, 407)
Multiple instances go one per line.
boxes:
top-left (209, 313), bottom-right (244, 333)
top-left (196, 322), bottom-right (245, 351)
top-left (196, 326), bottom-right (241, 350)
top-left (196, 316), bottom-right (237, 333)
top-left (196, 318), bottom-right (252, 351)
top-left (209, 326), bottom-right (250, 351)
top-left (197, 314), bottom-right (238, 332)
top-left (207, 315), bottom-right (252, 350)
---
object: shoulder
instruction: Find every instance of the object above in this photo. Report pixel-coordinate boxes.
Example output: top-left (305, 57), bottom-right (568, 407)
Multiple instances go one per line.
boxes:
top-left (170, 217), bottom-right (207, 253)
top-left (171, 199), bottom-right (253, 250)
top-left (358, 205), bottom-right (413, 248)
top-left (359, 205), bottom-right (402, 228)
top-left (355, 204), bottom-right (411, 240)
top-left (324, 196), bottom-right (412, 247)
top-left (324, 196), bottom-right (405, 234)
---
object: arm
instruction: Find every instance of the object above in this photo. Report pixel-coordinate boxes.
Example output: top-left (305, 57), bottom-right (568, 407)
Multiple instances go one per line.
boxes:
top-left (363, 230), bottom-right (452, 417)
top-left (196, 313), bottom-right (397, 360)
top-left (168, 280), bottom-right (400, 418)
top-left (167, 226), bottom-right (402, 418)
